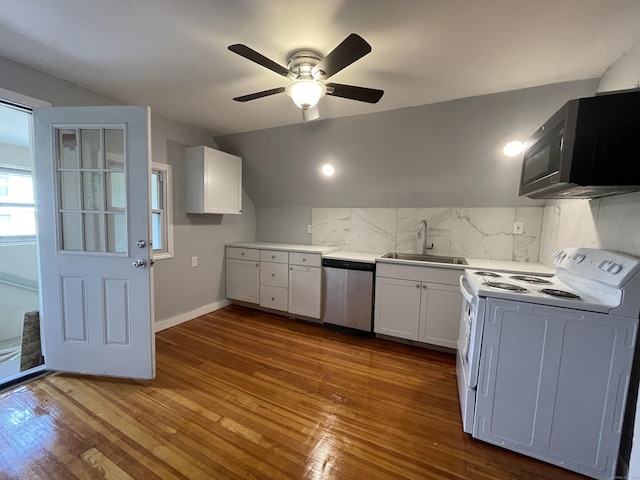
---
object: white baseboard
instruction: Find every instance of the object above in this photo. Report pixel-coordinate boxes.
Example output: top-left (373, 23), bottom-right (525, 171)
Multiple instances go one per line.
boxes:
top-left (154, 299), bottom-right (231, 333)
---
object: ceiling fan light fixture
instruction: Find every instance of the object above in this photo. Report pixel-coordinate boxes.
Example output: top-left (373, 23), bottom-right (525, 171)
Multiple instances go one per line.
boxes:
top-left (285, 79), bottom-right (326, 109)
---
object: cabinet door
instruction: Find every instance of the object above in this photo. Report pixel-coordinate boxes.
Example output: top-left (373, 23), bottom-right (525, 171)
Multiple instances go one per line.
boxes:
top-left (226, 258), bottom-right (259, 304)
top-left (288, 265), bottom-right (321, 318)
top-left (374, 277), bottom-right (421, 340)
top-left (418, 283), bottom-right (463, 349)
top-left (186, 146), bottom-right (242, 214)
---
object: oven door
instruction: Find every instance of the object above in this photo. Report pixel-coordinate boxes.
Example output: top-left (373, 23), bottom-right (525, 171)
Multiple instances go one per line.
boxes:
top-left (458, 275), bottom-right (485, 387)
top-left (456, 274), bottom-right (486, 434)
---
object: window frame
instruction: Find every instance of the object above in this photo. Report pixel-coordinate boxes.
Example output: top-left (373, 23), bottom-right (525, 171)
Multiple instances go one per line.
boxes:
top-left (0, 165), bottom-right (36, 244)
top-left (151, 162), bottom-right (173, 260)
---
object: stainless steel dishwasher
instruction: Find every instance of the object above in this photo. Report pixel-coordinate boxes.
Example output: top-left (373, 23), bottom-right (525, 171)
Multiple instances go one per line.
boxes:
top-left (322, 258), bottom-right (375, 336)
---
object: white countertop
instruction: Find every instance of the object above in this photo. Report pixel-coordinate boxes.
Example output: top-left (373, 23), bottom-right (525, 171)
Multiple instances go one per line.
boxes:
top-left (227, 242), bottom-right (553, 274)
top-left (323, 251), bottom-right (382, 264)
top-left (227, 242), bottom-right (340, 255)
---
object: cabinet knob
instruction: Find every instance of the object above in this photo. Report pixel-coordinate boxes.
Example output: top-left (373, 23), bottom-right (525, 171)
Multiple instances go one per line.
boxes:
top-left (416, 284), bottom-right (420, 288)
top-left (272, 255), bottom-right (275, 259)
top-left (302, 258), bottom-right (306, 262)
top-left (271, 273), bottom-right (275, 277)
top-left (290, 267), bottom-right (293, 270)
top-left (241, 252), bottom-right (245, 256)
top-left (271, 297), bottom-right (275, 301)
top-left (422, 285), bottom-right (427, 289)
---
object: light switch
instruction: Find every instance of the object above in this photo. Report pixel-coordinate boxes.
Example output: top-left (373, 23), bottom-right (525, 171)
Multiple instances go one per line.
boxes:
top-left (191, 256), bottom-right (198, 267)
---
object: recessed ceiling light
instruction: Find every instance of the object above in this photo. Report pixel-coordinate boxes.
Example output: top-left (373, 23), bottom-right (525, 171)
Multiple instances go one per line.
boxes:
top-left (321, 163), bottom-right (335, 176)
top-left (503, 140), bottom-right (524, 157)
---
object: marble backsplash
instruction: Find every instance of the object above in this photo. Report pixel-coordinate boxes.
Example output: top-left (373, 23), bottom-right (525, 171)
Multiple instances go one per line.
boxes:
top-left (312, 206), bottom-right (544, 262)
top-left (539, 191), bottom-right (640, 266)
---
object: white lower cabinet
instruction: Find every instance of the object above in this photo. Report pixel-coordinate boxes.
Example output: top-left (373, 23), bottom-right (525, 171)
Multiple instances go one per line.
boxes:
top-left (374, 277), bottom-right (421, 340)
top-left (225, 258), bottom-right (259, 304)
top-left (418, 283), bottom-right (462, 349)
top-left (226, 247), bottom-right (323, 320)
top-left (288, 264), bottom-right (322, 319)
top-left (260, 250), bottom-right (289, 312)
top-left (374, 263), bottom-right (463, 348)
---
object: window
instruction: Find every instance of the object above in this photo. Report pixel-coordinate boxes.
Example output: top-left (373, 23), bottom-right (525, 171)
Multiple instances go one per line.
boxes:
top-left (0, 167), bottom-right (36, 243)
top-left (151, 163), bottom-right (173, 259)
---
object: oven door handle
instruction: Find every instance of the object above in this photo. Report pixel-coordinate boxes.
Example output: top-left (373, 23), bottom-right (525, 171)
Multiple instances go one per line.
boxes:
top-left (459, 275), bottom-right (477, 306)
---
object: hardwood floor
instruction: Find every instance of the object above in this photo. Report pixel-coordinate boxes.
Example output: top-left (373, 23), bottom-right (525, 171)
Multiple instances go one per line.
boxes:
top-left (0, 305), bottom-right (589, 479)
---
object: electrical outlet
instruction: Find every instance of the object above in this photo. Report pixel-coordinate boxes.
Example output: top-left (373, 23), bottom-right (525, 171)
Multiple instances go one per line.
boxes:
top-left (307, 224), bottom-right (312, 234)
top-left (191, 256), bottom-right (198, 267)
top-left (513, 222), bottom-right (524, 235)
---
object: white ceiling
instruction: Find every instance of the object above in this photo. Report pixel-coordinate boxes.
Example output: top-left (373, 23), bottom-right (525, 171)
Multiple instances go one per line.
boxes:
top-left (1, 0), bottom-right (640, 136)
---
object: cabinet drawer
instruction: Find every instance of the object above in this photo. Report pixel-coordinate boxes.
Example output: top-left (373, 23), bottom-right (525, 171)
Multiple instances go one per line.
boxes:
top-left (289, 252), bottom-right (321, 267)
top-left (226, 247), bottom-right (259, 261)
top-left (260, 262), bottom-right (288, 288)
top-left (260, 285), bottom-right (288, 311)
top-left (260, 250), bottom-right (289, 263)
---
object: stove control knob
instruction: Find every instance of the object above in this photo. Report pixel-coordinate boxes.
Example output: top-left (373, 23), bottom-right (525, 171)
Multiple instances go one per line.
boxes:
top-left (573, 254), bottom-right (585, 263)
top-left (607, 263), bottom-right (623, 274)
top-left (598, 260), bottom-right (611, 270)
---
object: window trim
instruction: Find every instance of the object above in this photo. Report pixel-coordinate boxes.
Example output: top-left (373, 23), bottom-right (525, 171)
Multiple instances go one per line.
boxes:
top-left (151, 162), bottom-right (174, 260)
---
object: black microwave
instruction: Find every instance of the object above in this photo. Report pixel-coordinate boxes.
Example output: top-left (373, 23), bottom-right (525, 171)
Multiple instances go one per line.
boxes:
top-left (519, 89), bottom-right (640, 199)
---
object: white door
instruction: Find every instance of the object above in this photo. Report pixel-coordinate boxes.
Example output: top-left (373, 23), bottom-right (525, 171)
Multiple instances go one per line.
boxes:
top-left (33, 106), bottom-right (155, 379)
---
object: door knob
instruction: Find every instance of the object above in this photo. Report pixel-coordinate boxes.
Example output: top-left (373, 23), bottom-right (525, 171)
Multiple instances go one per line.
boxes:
top-left (133, 259), bottom-right (147, 268)
top-left (137, 240), bottom-right (146, 248)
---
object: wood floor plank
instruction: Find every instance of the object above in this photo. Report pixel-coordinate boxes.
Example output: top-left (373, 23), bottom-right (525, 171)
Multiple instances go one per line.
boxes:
top-left (0, 305), bottom-right (591, 479)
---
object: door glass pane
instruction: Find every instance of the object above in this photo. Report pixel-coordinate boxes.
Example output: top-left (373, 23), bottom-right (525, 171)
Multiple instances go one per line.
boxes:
top-left (84, 213), bottom-right (104, 252)
top-left (58, 129), bottom-right (79, 168)
top-left (61, 212), bottom-right (82, 250)
top-left (81, 129), bottom-right (102, 168)
top-left (105, 129), bottom-right (124, 160)
top-left (107, 213), bottom-right (127, 253)
top-left (60, 172), bottom-right (80, 210)
top-left (55, 126), bottom-right (127, 254)
top-left (107, 171), bottom-right (125, 211)
top-left (82, 172), bottom-right (104, 211)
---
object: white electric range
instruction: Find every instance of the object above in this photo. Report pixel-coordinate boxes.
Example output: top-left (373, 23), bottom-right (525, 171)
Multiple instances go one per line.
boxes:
top-left (457, 247), bottom-right (640, 480)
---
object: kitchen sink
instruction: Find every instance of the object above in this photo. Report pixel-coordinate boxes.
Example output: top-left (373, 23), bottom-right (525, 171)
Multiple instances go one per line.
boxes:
top-left (381, 252), bottom-right (468, 265)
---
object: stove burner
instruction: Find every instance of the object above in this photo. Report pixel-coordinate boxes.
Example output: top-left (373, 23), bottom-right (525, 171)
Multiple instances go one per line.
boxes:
top-left (540, 288), bottom-right (581, 300)
top-left (474, 271), bottom-right (502, 278)
top-left (484, 281), bottom-right (529, 292)
top-left (510, 275), bottom-right (553, 285)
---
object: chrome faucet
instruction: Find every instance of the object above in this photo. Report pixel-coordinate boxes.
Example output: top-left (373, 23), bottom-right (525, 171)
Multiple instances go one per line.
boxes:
top-left (417, 219), bottom-right (434, 253)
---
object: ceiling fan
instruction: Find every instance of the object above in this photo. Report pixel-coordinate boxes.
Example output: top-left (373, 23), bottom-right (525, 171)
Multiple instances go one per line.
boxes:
top-left (228, 33), bottom-right (384, 122)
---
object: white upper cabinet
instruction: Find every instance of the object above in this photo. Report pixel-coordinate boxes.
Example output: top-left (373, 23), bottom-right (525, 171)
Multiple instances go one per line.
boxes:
top-left (185, 145), bottom-right (242, 214)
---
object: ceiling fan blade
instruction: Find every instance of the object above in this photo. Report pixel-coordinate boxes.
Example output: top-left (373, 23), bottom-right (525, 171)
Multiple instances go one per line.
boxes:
top-left (312, 34), bottom-right (372, 80)
top-left (325, 83), bottom-right (384, 103)
top-left (228, 44), bottom-right (295, 79)
top-left (233, 87), bottom-right (286, 102)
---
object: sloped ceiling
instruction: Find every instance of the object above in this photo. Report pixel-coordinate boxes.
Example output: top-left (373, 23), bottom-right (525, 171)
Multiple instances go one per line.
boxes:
top-left (1, 1), bottom-right (639, 135)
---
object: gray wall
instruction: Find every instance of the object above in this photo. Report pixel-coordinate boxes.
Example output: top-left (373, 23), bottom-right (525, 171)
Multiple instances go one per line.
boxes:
top-left (214, 79), bottom-right (599, 242)
top-left (0, 55), bottom-right (256, 326)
